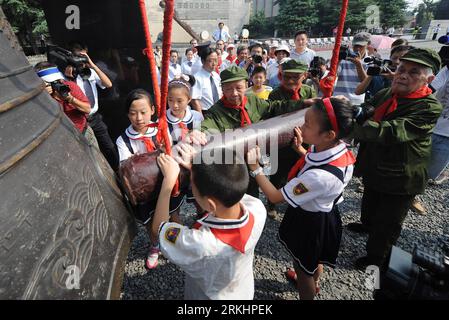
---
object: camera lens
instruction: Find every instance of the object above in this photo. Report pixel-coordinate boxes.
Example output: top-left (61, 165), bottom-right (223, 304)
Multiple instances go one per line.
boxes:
top-left (252, 55), bottom-right (263, 64)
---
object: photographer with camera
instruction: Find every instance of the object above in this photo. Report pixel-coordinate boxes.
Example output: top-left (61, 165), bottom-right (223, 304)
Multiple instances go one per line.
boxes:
top-left (241, 42), bottom-right (266, 87)
top-left (35, 62), bottom-right (98, 147)
top-left (65, 42), bottom-right (118, 171)
top-left (347, 48), bottom-right (443, 271)
top-left (333, 32), bottom-right (371, 105)
top-left (305, 56), bottom-right (329, 96)
top-left (355, 45), bottom-right (413, 101)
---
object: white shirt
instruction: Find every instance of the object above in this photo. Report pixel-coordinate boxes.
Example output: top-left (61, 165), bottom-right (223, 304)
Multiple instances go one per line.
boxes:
top-left (281, 143), bottom-right (354, 213)
top-left (432, 66), bottom-right (449, 137)
top-left (266, 60), bottom-right (280, 80)
top-left (191, 68), bottom-right (222, 111)
top-left (290, 47), bottom-right (316, 66)
top-left (168, 63), bottom-right (182, 81)
top-left (158, 194), bottom-right (267, 300)
top-left (75, 69), bottom-right (106, 115)
top-left (181, 60), bottom-right (195, 75)
top-left (213, 29), bottom-right (231, 42)
top-left (116, 123), bottom-right (171, 162)
top-left (221, 51), bottom-right (229, 61)
top-left (167, 107), bottom-right (204, 143)
top-left (191, 56), bottom-right (203, 75)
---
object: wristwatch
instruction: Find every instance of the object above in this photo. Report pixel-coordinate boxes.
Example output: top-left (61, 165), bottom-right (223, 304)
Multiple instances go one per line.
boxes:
top-left (249, 166), bottom-right (263, 178)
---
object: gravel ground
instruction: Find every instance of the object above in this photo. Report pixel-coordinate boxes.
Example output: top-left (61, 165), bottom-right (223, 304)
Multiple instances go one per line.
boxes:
top-left (120, 170), bottom-right (449, 300)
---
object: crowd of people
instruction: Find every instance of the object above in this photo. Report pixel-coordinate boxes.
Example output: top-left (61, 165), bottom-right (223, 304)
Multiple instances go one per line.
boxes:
top-left (33, 21), bottom-right (449, 300)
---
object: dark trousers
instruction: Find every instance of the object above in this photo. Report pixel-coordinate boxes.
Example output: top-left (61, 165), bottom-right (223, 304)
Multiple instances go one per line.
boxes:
top-left (432, 33), bottom-right (438, 40)
top-left (88, 112), bottom-right (119, 171)
top-left (360, 186), bottom-right (415, 265)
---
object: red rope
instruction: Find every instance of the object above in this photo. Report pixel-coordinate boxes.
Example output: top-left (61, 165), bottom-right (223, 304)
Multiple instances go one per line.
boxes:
top-left (320, 0), bottom-right (349, 98)
top-left (139, 0), bottom-right (179, 195)
top-left (158, 0), bottom-right (174, 155)
top-left (138, 0), bottom-right (161, 119)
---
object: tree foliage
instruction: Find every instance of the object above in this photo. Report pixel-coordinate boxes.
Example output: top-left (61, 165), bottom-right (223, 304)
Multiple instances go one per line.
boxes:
top-left (1, 0), bottom-right (48, 52)
top-left (271, 0), bottom-right (410, 37)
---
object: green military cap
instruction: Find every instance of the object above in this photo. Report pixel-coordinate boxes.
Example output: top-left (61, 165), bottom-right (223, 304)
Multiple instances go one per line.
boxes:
top-left (281, 59), bottom-right (308, 73)
top-left (220, 66), bottom-right (249, 83)
top-left (400, 48), bottom-right (441, 75)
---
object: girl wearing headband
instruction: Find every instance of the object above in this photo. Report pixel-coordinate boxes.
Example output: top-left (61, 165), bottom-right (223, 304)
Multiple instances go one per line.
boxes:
top-left (247, 96), bottom-right (358, 300)
top-left (167, 74), bottom-right (204, 144)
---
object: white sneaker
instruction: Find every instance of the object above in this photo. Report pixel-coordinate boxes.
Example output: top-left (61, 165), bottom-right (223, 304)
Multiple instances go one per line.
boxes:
top-left (145, 247), bottom-right (160, 269)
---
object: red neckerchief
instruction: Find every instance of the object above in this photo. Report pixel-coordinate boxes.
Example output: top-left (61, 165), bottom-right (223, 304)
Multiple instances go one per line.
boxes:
top-left (226, 55), bottom-right (236, 63)
top-left (177, 122), bottom-right (188, 141)
top-left (235, 59), bottom-right (241, 66)
top-left (281, 85), bottom-right (302, 101)
top-left (373, 86), bottom-right (432, 121)
top-left (129, 123), bottom-right (159, 152)
top-left (221, 96), bottom-right (251, 127)
top-left (287, 147), bottom-right (356, 181)
top-left (193, 211), bottom-right (255, 254)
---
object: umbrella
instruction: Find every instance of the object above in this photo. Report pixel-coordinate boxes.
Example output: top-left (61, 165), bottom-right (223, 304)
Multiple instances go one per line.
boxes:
top-left (369, 35), bottom-right (396, 50)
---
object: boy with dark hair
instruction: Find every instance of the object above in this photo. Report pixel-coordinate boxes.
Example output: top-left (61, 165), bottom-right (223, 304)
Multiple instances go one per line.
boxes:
top-left (152, 146), bottom-right (267, 300)
top-left (245, 66), bottom-right (272, 100)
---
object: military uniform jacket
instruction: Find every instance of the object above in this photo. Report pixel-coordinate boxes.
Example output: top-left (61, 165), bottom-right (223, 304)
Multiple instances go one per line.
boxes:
top-left (158, 194), bottom-right (267, 300)
top-left (201, 94), bottom-right (307, 133)
top-left (353, 88), bottom-right (443, 195)
top-left (268, 84), bottom-right (316, 102)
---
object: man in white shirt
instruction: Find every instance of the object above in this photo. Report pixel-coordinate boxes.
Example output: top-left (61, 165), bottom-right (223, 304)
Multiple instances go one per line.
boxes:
top-left (168, 50), bottom-right (182, 81)
top-left (68, 42), bottom-right (119, 170)
top-left (216, 40), bottom-right (228, 60)
top-left (266, 44), bottom-right (290, 88)
top-left (212, 22), bottom-right (231, 43)
top-left (191, 44), bottom-right (222, 115)
top-left (290, 30), bottom-right (316, 66)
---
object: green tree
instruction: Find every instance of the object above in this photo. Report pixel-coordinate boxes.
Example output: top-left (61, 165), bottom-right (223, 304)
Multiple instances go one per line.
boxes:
top-left (434, 0), bottom-right (449, 19)
top-left (377, 0), bottom-right (407, 28)
top-left (0, 0), bottom-right (48, 54)
top-left (247, 10), bottom-right (275, 38)
top-left (415, 0), bottom-right (436, 26)
top-left (276, 0), bottom-right (319, 37)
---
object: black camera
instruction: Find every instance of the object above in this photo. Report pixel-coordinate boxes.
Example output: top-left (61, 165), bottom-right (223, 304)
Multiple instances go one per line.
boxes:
top-left (364, 57), bottom-right (396, 76)
top-left (374, 244), bottom-right (449, 300)
top-left (50, 81), bottom-right (71, 99)
top-left (47, 46), bottom-right (92, 80)
top-left (309, 56), bottom-right (325, 78)
top-left (252, 54), bottom-right (263, 64)
top-left (339, 45), bottom-right (359, 60)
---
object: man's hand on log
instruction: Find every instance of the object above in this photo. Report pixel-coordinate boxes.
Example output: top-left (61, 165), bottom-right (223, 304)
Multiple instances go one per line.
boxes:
top-left (173, 143), bottom-right (196, 171)
top-left (184, 130), bottom-right (207, 145)
top-left (247, 146), bottom-right (261, 171)
top-left (157, 153), bottom-right (180, 189)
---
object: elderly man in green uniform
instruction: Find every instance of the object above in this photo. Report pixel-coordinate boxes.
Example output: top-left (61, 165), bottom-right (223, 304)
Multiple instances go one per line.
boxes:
top-left (348, 48), bottom-right (443, 269)
top-left (201, 65), bottom-right (316, 197)
top-left (266, 59), bottom-right (316, 218)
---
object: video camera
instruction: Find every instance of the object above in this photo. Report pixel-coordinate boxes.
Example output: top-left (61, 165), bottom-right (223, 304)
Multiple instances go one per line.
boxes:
top-left (47, 46), bottom-right (92, 80)
top-left (364, 56), bottom-right (395, 76)
top-left (339, 45), bottom-right (359, 60)
top-left (252, 54), bottom-right (263, 64)
top-left (374, 244), bottom-right (449, 300)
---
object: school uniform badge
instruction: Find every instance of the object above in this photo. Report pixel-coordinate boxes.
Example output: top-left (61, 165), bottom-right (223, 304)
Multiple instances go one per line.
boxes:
top-left (293, 182), bottom-right (309, 195)
top-left (165, 227), bottom-right (181, 244)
